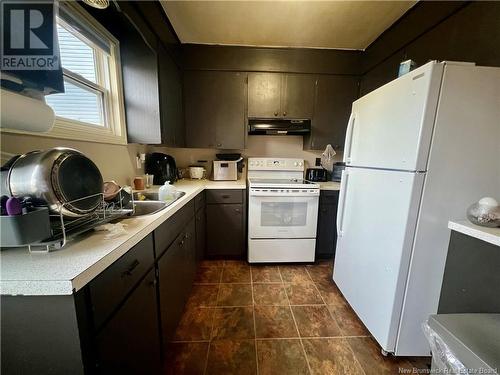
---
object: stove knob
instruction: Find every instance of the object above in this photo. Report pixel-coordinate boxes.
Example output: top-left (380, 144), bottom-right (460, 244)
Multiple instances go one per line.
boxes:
top-left (299, 162), bottom-right (303, 167)
top-left (294, 162), bottom-right (298, 167)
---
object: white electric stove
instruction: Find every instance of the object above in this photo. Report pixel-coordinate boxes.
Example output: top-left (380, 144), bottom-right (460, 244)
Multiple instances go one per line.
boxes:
top-left (247, 158), bottom-right (320, 263)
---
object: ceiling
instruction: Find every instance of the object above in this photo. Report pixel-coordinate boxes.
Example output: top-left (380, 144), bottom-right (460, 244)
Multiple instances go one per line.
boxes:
top-left (160, 1), bottom-right (417, 51)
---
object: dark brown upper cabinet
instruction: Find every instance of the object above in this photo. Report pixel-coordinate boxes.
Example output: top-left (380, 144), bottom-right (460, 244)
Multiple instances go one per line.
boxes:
top-left (158, 44), bottom-right (184, 147)
top-left (248, 72), bottom-right (316, 119)
top-left (119, 19), bottom-right (161, 144)
top-left (248, 73), bottom-right (282, 118)
top-left (304, 75), bottom-right (359, 151)
top-left (184, 71), bottom-right (247, 149)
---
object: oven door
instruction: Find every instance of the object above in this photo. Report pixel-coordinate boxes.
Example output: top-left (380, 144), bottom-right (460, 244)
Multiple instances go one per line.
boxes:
top-left (248, 189), bottom-right (319, 239)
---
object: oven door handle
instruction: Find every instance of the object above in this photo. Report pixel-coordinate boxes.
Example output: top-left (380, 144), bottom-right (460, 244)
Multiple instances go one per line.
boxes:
top-left (249, 191), bottom-right (320, 198)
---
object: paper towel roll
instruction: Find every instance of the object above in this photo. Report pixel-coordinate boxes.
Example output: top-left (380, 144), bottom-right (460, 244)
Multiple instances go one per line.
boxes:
top-left (0, 89), bottom-right (55, 132)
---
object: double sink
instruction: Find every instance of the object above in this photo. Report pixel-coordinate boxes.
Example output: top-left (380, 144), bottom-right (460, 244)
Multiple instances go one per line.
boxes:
top-left (128, 191), bottom-right (186, 217)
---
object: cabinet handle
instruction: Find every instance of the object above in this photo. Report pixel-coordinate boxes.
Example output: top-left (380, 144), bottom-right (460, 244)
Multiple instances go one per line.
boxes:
top-left (234, 208), bottom-right (241, 213)
top-left (122, 259), bottom-right (140, 277)
top-left (148, 278), bottom-right (157, 288)
top-left (283, 111), bottom-right (287, 116)
top-left (274, 112), bottom-right (278, 116)
top-left (217, 143), bottom-right (222, 147)
top-left (179, 239), bottom-right (185, 247)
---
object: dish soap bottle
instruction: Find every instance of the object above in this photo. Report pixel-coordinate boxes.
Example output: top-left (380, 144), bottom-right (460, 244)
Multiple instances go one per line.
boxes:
top-left (158, 181), bottom-right (176, 202)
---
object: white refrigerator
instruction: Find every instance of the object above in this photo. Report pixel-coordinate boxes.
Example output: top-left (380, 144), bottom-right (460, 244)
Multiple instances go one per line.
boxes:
top-left (333, 61), bottom-right (500, 356)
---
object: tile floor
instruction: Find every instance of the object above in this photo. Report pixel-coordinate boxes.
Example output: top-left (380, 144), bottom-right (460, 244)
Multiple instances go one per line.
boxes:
top-left (164, 260), bottom-right (430, 375)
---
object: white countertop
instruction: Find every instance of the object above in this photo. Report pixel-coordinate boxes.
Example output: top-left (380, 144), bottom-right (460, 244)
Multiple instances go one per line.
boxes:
top-left (318, 181), bottom-right (341, 191)
top-left (448, 220), bottom-right (500, 247)
top-left (0, 178), bottom-right (246, 296)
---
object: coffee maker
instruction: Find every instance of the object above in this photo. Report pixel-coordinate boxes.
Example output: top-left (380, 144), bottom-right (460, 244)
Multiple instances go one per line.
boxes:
top-left (145, 153), bottom-right (178, 185)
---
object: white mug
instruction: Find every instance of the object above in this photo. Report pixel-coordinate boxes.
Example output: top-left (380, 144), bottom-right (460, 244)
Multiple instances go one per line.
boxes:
top-left (189, 167), bottom-right (206, 179)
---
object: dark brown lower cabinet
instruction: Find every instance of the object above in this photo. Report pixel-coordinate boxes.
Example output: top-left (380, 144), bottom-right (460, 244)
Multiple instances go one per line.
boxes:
top-left (315, 190), bottom-right (339, 260)
top-left (195, 205), bottom-right (206, 262)
top-left (1, 193), bottom-right (212, 375)
top-left (206, 203), bottom-right (245, 257)
top-left (95, 269), bottom-right (161, 375)
top-left (157, 218), bottom-right (196, 343)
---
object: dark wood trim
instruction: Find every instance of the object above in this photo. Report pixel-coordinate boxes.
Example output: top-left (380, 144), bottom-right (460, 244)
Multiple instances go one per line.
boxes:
top-left (181, 44), bottom-right (362, 75)
top-left (361, 1), bottom-right (470, 75)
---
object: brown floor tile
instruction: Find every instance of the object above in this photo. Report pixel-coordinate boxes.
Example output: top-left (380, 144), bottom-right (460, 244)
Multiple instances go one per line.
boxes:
top-left (253, 284), bottom-right (288, 306)
top-left (194, 266), bottom-right (222, 284)
top-left (200, 260), bottom-right (225, 268)
top-left (251, 266), bottom-right (282, 283)
top-left (279, 265), bottom-right (312, 283)
top-left (217, 284), bottom-right (253, 306)
top-left (292, 305), bottom-right (342, 337)
top-left (221, 263), bottom-right (251, 283)
top-left (174, 307), bottom-right (214, 341)
top-left (211, 307), bottom-right (255, 340)
top-left (407, 357), bottom-right (432, 372)
top-left (186, 284), bottom-right (219, 307)
top-left (206, 339), bottom-right (257, 375)
top-left (254, 306), bottom-right (298, 338)
top-left (285, 282), bottom-right (324, 305)
top-left (164, 342), bottom-right (208, 375)
top-left (303, 338), bottom-right (364, 375)
top-left (306, 265), bottom-right (333, 283)
top-left (328, 304), bottom-right (370, 337)
top-left (347, 336), bottom-right (415, 375)
top-left (315, 280), bottom-right (348, 308)
top-left (257, 339), bottom-right (309, 375)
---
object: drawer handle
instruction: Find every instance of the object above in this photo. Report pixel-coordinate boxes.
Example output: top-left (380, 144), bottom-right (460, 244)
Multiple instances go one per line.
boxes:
top-left (221, 195), bottom-right (230, 199)
top-left (122, 259), bottom-right (140, 277)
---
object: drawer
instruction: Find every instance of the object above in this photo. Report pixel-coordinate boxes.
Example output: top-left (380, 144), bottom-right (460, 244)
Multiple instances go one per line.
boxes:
top-left (194, 191), bottom-right (205, 212)
top-left (206, 189), bottom-right (243, 204)
top-left (90, 234), bottom-right (155, 330)
top-left (154, 200), bottom-right (195, 258)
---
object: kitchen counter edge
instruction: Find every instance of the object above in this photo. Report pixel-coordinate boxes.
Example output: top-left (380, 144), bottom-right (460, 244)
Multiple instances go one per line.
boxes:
top-left (448, 220), bottom-right (500, 247)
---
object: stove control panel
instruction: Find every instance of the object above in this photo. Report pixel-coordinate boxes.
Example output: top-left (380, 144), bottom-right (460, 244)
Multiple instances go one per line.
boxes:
top-left (248, 158), bottom-right (304, 171)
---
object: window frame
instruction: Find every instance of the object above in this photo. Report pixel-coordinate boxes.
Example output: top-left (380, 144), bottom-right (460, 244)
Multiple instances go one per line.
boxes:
top-left (4, 2), bottom-right (127, 145)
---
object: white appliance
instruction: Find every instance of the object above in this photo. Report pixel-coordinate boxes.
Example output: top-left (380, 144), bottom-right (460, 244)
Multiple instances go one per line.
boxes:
top-left (248, 158), bottom-right (320, 263)
top-left (334, 61), bottom-right (500, 356)
top-left (212, 158), bottom-right (242, 181)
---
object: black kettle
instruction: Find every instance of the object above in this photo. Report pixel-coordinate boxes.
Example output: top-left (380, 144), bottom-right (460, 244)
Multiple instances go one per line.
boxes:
top-left (145, 153), bottom-right (178, 185)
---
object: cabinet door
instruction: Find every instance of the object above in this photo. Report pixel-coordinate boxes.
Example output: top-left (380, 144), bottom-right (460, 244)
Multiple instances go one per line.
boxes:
top-left (157, 222), bottom-right (195, 343)
top-left (206, 204), bottom-right (244, 257)
top-left (120, 21), bottom-right (161, 144)
top-left (195, 206), bottom-right (206, 262)
top-left (96, 269), bottom-right (161, 375)
top-left (158, 44), bottom-right (184, 147)
top-left (282, 74), bottom-right (316, 118)
top-left (184, 71), bottom-right (246, 149)
top-left (214, 72), bottom-right (247, 149)
top-left (248, 73), bottom-right (282, 118)
top-left (315, 191), bottom-right (339, 259)
top-left (305, 75), bottom-right (359, 150)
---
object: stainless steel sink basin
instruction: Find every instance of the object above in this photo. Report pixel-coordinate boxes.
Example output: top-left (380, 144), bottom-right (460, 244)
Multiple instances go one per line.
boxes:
top-left (127, 191), bottom-right (186, 216)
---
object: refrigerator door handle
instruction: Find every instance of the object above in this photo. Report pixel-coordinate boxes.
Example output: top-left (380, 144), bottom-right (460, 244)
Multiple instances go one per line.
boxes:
top-left (336, 170), bottom-right (349, 237)
top-left (343, 112), bottom-right (356, 164)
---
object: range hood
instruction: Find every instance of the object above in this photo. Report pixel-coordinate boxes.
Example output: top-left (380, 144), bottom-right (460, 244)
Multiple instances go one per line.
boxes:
top-left (248, 119), bottom-right (311, 135)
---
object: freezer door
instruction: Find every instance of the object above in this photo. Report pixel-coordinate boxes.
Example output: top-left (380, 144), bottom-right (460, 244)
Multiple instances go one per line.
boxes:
top-left (333, 167), bottom-right (425, 352)
top-left (344, 62), bottom-right (444, 171)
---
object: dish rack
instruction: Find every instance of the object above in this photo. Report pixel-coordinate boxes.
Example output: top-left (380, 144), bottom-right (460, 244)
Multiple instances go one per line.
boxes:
top-left (27, 188), bottom-right (135, 252)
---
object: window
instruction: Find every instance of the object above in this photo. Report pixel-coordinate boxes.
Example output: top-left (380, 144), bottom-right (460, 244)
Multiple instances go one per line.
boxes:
top-left (7, 2), bottom-right (127, 144)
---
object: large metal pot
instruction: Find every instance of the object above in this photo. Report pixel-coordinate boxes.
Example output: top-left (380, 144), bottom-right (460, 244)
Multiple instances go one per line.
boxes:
top-left (7, 148), bottom-right (103, 217)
